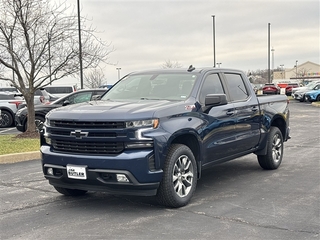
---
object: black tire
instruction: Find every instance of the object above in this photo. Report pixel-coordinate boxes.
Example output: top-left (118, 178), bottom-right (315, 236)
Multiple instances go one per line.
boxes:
top-left (23, 115), bottom-right (45, 132)
top-left (316, 95), bottom-right (320, 102)
top-left (53, 186), bottom-right (87, 196)
top-left (157, 144), bottom-right (197, 208)
top-left (257, 126), bottom-right (283, 170)
top-left (299, 95), bottom-right (305, 102)
top-left (0, 110), bottom-right (13, 128)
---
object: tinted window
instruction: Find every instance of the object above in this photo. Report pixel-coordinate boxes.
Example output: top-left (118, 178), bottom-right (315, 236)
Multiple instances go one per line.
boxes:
top-left (64, 92), bottom-right (92, 104)
top-left (224, 74), bottom-right (248, 101)
top-left (45, 86), bottom-right (73, 94)
top-left (199, 74), bottom-right (225, 103)
top-left (0, 94), bottom-right (15, 100)
top-left (0, 87), bottom-right (18, 93)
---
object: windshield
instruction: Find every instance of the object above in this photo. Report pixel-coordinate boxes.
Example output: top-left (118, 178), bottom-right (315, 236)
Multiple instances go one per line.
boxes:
top-left (101, 73), bottom-right (198, 101)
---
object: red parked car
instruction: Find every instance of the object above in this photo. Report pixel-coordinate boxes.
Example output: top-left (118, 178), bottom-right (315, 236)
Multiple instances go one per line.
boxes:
top-left (262, 83), bottom-right (281, 94)
top-left (285, 83), bottom-right (299, 96)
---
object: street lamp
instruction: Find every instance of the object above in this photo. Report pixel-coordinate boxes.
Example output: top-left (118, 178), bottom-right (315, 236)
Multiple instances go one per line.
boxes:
top-left (295, 60), bottom-right (298, 78)
top-left (280, 64), bottom-right (284, 79)
top-left (271, 47), bottom-right (275, 70)
top-left (212, 15), bottom-right (216, 68)
top-left (48, 33), bottom-right (52, 85)
top-left (77, 0), bottom-right (84, 89)
top-left (116, 68), bottom-right (121, 80)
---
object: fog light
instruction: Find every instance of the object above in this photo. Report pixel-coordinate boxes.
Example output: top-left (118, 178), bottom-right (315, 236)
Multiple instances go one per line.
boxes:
top-left (116, 174), bottom-right (129, 182)
top-left (47, 168), bottom-right (53, 175)
top-left (45, 137), bottom-right (51, 145)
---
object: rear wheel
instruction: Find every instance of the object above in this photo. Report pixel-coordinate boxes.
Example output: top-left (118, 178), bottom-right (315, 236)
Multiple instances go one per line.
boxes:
top-left (53, 186), bottom-right (87, 196)
top-left (157, 144), bottom-right (197, 208)
top-left (0, 110), bottom-right (13, 128)
top-left (299, 95), bottom-right (305, 102)
top-left (257, 126), bottom-right (283, 170)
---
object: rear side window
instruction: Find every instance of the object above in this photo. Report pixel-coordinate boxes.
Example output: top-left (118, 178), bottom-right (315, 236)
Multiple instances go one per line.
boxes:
top-left (0, 87), bottom-right (18, 93)
top-left (45, 86), bottom-right (73, 94)
top-left (0, 94), bottom-right (15, 100)
top-left (224, 74), bottom-right (248, 102)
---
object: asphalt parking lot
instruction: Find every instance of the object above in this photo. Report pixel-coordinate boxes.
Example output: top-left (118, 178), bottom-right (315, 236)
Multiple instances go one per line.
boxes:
top-left (0, 100), bottom-right (319, 240)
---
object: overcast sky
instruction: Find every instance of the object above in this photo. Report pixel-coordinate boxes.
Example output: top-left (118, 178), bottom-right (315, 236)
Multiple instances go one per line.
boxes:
top-left (66, 0), bottom-right (319, 85)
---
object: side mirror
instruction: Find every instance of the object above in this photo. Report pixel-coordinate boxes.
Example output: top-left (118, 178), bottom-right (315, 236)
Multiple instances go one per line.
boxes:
top-left (92, 95), bottom-right (101, 100)
top-left (62, 100), bottom-right (71, 106)
top-left (205, 94), bottom-right (228, 106)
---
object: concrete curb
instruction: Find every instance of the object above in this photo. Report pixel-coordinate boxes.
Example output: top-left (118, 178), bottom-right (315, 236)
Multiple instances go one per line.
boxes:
top-left (0, 151), bottom-right (40, 164)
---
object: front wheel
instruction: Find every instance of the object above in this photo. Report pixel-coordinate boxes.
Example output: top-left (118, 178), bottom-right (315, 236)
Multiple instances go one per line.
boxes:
top-left (0, 110), bottom-right (13, 128)
top-left (53, 186), bottom-right (87, 196)
top-left (157, 144), bottom-right (197, 208)
top-left (257, 126), bottom-right (284, 170)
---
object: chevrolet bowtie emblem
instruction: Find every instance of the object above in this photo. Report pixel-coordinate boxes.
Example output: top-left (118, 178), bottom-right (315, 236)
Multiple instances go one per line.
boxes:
top-left (70, 130), bottom-right (89, 139)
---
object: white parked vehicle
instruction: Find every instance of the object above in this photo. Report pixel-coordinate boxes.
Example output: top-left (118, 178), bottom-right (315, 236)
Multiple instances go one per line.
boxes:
top-left (44, 85), bottom-right (78, 98)
top-left (0, 92), bottom-right (24, 128)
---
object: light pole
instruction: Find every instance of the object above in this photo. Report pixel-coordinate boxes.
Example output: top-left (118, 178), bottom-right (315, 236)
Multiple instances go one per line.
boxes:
top-left (77, 0), bottom-right (84, 89)
top-left (280, 64), bottom-right (284, 79)
top-left (116, 68), bottom-right (121, 80)
top-left (271, 47), bottom-right (275, 70)
top-left (212, 15), bottom-right (216, 68)
top-left (268, 23), bottom-right (271, 83)
top-left (48, 33), bottom-right (52, 85)
top-left (295, 60), bottom-right (298, 78)
top-left (217, 63), bottom-right (222, 68)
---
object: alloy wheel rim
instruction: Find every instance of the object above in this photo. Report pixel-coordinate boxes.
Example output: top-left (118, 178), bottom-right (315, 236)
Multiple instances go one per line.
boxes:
top-left (172, 154), bottom-right (194, 197)
top-left (272, 134), bottom-right (282, 163)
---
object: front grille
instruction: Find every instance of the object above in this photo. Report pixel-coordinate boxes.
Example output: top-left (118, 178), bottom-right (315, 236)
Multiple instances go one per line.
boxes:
top-left (52, 139), bottom-right (124, 155)
top-left (49, 129), bottom-right (117, 138)
top-left (50, 120), bottom-right (125, 129)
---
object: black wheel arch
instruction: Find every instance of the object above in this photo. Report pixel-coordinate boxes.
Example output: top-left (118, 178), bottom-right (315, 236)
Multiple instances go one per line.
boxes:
top-left (0, 107), bottom-right (15, 117)
top-left (255, 116), bottom-right (287, 156)
top-left (168, 132), bottom-right (202, 179)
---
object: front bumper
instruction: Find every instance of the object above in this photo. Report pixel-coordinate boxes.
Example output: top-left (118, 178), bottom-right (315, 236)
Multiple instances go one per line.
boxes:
top-left (41, 146), bottom-right (163, 196)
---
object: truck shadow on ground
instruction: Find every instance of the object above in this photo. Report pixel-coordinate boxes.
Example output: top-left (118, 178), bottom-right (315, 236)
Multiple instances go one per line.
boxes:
top-left (50, 155), bottom-right (271, 212)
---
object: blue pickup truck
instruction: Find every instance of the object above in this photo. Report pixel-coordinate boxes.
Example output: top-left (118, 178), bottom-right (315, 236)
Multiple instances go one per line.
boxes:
top-left (40, 67), bottom-right (290, 208)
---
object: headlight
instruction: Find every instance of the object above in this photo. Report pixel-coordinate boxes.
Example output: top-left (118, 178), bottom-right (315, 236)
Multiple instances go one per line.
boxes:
top-left (126, 119), bottom-right (159, 129)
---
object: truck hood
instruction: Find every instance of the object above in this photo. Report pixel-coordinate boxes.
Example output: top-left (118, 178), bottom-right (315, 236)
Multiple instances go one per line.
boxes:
top-left (47, 99), bottom-right (191, 121)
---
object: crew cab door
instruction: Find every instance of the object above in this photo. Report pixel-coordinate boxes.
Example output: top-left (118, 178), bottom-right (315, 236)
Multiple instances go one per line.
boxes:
top-left (223, 73), bottom-right (261, 152)
top-left (198, 73), bottom-right (237, 165)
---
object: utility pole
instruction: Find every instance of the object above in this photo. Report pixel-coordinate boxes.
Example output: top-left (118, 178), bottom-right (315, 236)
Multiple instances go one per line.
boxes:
top-left (77, 0), bottom-right (84, 89)
top-left (212, 15), bottom-right (216, 68)
top-left (268, 23), bottom-right (271, 83)
top-left (116, 68), bottom-right (121, 80)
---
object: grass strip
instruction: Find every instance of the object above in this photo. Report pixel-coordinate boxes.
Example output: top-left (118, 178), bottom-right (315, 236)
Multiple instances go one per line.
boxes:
top-left (0, 134), bottom-right (40, 155)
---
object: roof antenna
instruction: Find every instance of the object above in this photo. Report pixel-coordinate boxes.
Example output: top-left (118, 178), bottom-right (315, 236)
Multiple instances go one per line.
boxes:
top-left (187, 65), bottom-right (195, 72)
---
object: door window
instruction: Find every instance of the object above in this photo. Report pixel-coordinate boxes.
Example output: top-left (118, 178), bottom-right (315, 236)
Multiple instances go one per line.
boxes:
top-left (199, 74), bottom-right (225, 104)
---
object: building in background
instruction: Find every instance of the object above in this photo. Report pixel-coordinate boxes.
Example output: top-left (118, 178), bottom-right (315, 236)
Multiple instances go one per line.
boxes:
top-left (273, 61), bottom-right (320, 85)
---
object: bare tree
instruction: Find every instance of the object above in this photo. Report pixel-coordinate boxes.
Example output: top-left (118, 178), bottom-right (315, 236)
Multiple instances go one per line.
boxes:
top-left (84, 69), bottom-right (105, 88)
top-left (162, 60), bottom-right (182, 69)
top-left (0, 0), bottom-right (113, 134)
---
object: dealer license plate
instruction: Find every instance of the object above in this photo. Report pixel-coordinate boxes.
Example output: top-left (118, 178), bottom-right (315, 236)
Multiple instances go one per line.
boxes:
top-left (67, 165), bottom-right (87, 180)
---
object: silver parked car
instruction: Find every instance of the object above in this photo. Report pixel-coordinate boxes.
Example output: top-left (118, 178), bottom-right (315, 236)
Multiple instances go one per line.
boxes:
top-left (0, 92), bottom-right (24, 128)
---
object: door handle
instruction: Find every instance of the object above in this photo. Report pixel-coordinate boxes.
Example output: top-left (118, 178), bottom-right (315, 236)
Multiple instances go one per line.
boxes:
top-left (226, 110), bottom-right (235, 115)
top-left (251, 106), bottom-right (259, 112)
